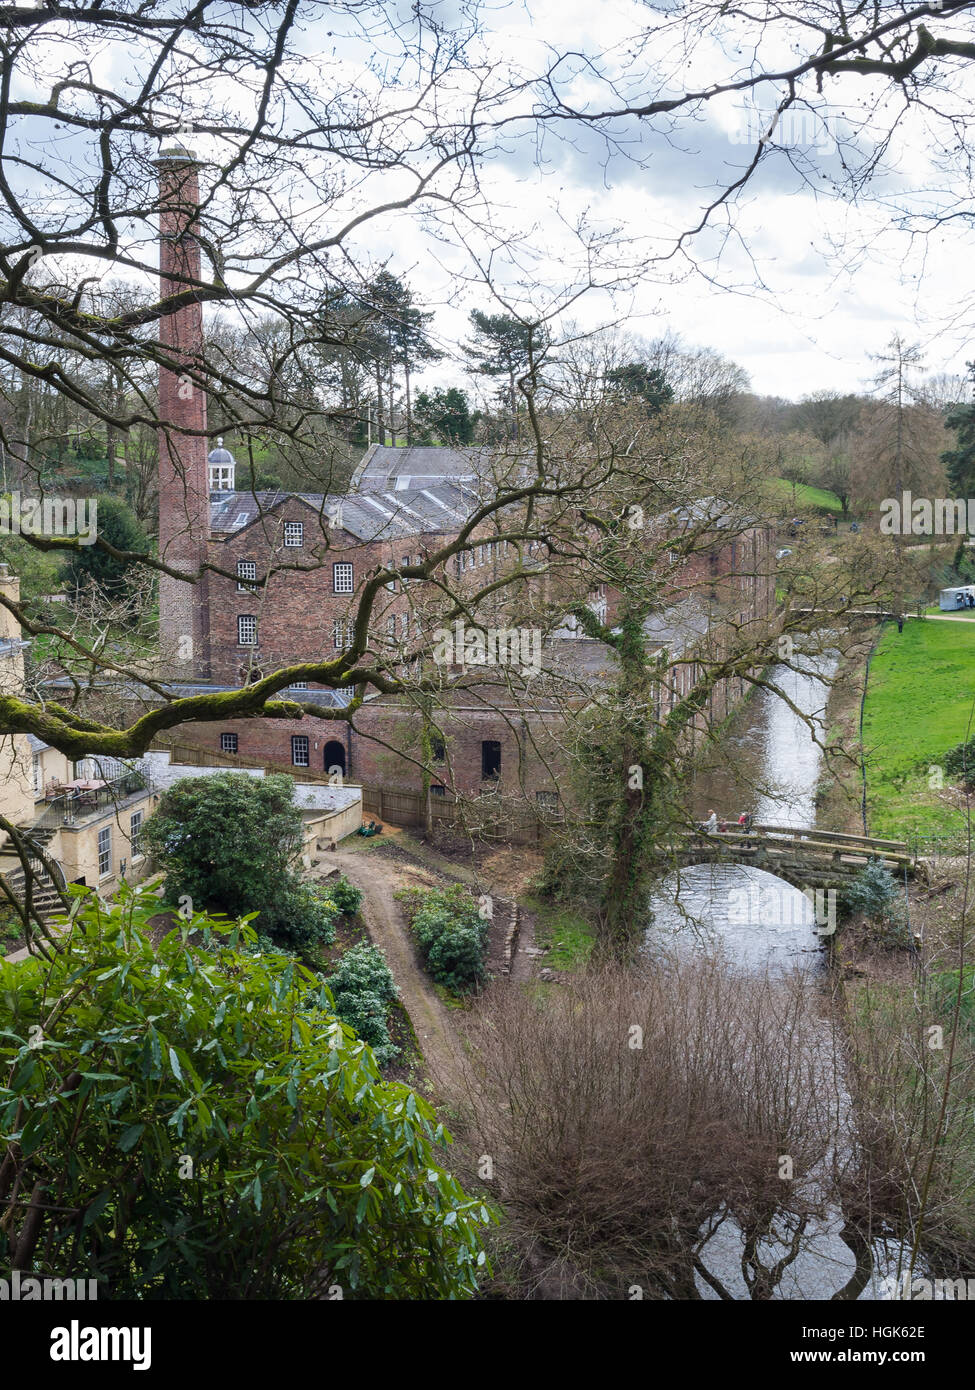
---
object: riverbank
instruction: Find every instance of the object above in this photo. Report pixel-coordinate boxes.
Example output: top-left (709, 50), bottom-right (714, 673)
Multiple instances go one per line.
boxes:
top-left (819, 618), bottom-right (975, 848)
top-left (864, 618), bottom-right (975, 844)
top-left (816, 621), bottom-right (975, 1271)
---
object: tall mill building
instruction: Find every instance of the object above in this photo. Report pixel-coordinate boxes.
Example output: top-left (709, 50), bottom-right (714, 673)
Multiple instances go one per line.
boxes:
top-left (153, 148), bottom-right (775, 811)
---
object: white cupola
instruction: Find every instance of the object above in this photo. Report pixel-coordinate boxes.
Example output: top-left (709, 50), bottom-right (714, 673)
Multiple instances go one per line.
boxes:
top-left (208, 438), bottom-right (236, 494)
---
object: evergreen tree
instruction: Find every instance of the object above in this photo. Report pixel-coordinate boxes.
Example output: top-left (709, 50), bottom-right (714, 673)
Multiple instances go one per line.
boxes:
top-left (943, 364), bottom-right (975, 496)
top-left (413, 386), bottom-right (479, 444)
top-left (462, 311), bottom-right (548, 442)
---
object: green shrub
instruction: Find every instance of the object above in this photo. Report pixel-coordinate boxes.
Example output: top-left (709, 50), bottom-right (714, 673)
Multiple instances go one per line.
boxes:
top-left (327, 943), bottom-right (399, 1066)
top-left (275, 882), bottom-right (339, 949)
top-left (397, 884), bottom-right (489, 993)
top-left (840, 859), bottom-right (911, 949)
top-left (944, 736), bottom-right (975, 788)
top-left (143, 773), bottom-right (337, 952)
top-left (328, 875), bottom-right (363, 917)
top-left (0, 885), bottom-right (495, 1298)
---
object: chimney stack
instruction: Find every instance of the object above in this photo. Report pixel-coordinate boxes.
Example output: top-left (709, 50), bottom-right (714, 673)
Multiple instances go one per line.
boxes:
top-left (156, 143), bottom-right (211, 679)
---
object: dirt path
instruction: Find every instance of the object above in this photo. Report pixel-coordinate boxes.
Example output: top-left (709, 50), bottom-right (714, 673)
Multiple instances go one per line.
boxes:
top-left (325, 847), bottom-right (469, 1102)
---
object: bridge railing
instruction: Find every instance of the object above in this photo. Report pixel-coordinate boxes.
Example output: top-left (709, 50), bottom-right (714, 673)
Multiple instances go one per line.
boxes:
top-left (678, 823), bottom-right (914, 866)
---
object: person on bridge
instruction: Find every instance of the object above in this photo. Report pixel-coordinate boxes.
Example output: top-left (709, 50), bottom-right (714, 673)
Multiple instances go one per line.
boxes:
top-left (704, 809), bottom-right (718, 835)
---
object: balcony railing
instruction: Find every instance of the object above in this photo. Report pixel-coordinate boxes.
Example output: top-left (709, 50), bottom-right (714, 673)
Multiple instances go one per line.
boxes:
top-left (35, 770), bottom-right (150, 829)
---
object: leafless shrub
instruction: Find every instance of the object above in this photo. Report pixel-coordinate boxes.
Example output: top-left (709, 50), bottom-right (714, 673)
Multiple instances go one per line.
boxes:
top-left (464, 956), bottom-right (845, 1299)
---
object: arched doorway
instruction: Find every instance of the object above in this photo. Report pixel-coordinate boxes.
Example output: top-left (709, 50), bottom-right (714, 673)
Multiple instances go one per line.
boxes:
top-left (323, 740), bottom-right (346, 778)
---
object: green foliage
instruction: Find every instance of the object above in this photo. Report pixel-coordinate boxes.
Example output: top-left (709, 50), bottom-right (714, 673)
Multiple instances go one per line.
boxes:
top-left (60, 494), bottom-right (149, 597)
top-left (943, 364), bottom-right (975, 496)
top-left (0, 530), bottom-right (63, 609)
top-left (414, 387), bottom-right (479, 444)
top-left (327, 943), bottom-right (399, 1066)
top-left (604, 362), bottom-right (674, 415)
top-left (0, 886), bottom-right (494, 1297)
top-left (327, 875), bottom-right (363, 918)
top-left (840, 859), bottom-right (911, 949)
top-left (944, 735), bottom-right (975, 788)
top-left (274, 881), bottom-right (339, 949)
top-left (142, 773), bottom-right (319, 949)
top-left (396, 884), bottom-right (489, 993)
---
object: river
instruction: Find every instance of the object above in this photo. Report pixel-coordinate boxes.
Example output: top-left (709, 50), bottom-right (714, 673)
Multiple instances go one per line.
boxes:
top-left (647, 648), bottom-right (913, 1300)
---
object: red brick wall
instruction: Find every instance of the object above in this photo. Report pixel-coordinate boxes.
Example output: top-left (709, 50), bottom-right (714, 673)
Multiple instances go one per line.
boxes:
top-left (206, 502), bottom-right (452, 684)
top-left (156, 152), bottom-right (211, 678)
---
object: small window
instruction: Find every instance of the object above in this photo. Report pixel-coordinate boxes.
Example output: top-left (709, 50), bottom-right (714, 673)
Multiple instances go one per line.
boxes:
top-left (290, 681), bottom-right (308, 690)
top-left (481, 740), bottom-right (501, 780)
top-left (283, 521), bottom-right (304, 548)
top-left (97, 826), bottom-right (112, 878)
top-left (236, 559), bottom-right (258, 591)
top-left (220, 732), bottom-right (239, 754)
top-left (400, 612), bottom-right (409, 638)
top-left (238, 615), bottom-right (257, 646)
top-left (386, 615), bottom-right (396, 639)
top-left (430, 784), bottom-right (446, 798)
top-left (333, 620), bottom-right (350, 650)
top-left (291, 735), bottom-right (309, 767)
top-left (431, 737), bottom-right (446, 763)
top-left (129, 810), bottom-right (144, 859)
top-left (477, 544), bottom-right (484, 566)
top-left (333, 562), bottom-right (354, 594)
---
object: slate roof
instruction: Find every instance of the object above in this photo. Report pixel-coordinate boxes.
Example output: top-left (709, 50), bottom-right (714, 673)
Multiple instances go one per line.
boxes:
top-left (641, 597), bottom-right (711, 656)
top-left (209, 483), bottom-right (476, 543)
top-left (351, 445), bottom-right (493, 491)
top-left (162, 682), bottom-right (354, 710)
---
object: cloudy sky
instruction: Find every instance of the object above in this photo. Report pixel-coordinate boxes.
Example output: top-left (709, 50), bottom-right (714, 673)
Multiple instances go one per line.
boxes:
top-left (8, 0), bottom-right (973, 405)
top-left (341, 0), bottom-right (975, 401)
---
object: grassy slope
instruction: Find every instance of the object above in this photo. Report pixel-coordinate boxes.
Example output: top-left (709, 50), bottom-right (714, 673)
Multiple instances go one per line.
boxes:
top-left (863, 619), bottom-right (975, 840)
top-left (770, 478), bottom-right (844, 513)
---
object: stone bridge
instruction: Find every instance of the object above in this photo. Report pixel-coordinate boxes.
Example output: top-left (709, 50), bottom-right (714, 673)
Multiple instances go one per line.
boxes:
top-left (655, 823), bottom-right (919, 890)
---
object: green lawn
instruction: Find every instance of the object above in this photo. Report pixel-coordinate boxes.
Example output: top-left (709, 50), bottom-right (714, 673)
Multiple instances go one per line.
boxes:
top-left (770, 479), bottom-right (845, 513)
top-left (924, 604), bottom-right (975, 619)
top-left (863, 619), bottom-right (975, 841)
top-left (523, 895), bottom-right (595, 970)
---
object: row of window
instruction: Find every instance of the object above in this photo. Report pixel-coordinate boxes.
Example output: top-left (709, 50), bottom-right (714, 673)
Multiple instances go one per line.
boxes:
top-left (96, 812), bottom-right (143, 880)
top-left (213, 731), bottom-right (558, 808)
top-left (456, 538), bottom-right (510, 575)
top-left (238, 609), bottom-right (417, 649)
top-left (235, 558), bottom-right (353, 598)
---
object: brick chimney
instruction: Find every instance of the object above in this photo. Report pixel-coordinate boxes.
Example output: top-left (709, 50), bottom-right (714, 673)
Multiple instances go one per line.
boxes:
top-left (156, 142), bottom-right (211, 679)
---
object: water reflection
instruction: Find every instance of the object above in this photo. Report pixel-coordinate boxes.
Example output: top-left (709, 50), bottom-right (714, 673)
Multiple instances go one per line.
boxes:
top-left (648, 863), bottom-right (821, 973)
